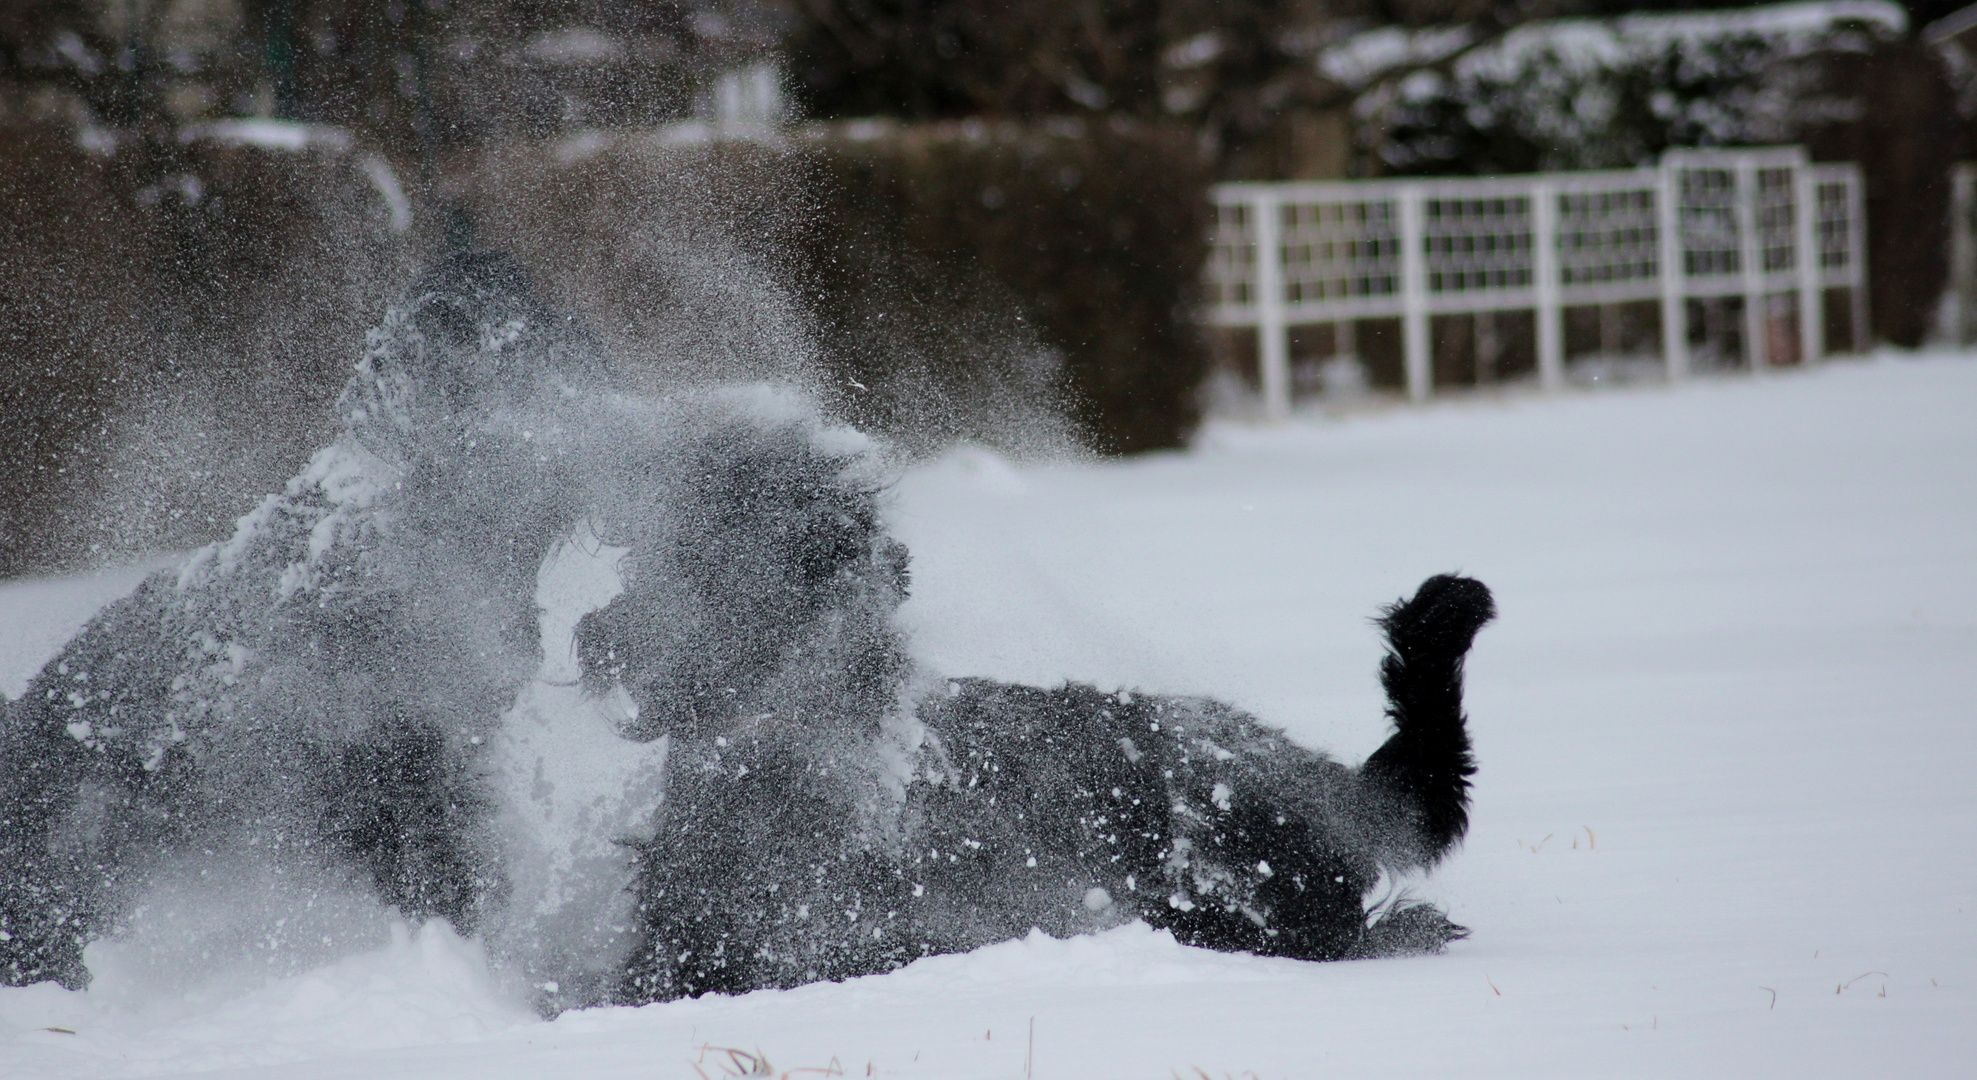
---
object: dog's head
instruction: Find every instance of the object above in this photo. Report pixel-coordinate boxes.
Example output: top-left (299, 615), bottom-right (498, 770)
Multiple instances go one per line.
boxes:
top-left (573, 409), bottom-right (911, 744)
top-left (339, 250), bottom-right (609, 446)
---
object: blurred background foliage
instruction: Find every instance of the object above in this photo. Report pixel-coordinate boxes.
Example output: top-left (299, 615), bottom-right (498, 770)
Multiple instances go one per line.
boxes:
top-left (1, 0), bottom-right (1971, 576)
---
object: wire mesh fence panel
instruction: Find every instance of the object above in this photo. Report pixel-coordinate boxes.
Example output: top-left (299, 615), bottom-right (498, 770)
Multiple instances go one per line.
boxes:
top-left (1206, 202), bottom-right (1257, 309)
top-left (1807, 162), bottom-right (1869, 349)
top-left (1813, 174), bottom-right (1854, 276)
top-left (1676, 165), bottom-right (1743, 286)
top-left (1756, 167), bottom-right (1798, 274)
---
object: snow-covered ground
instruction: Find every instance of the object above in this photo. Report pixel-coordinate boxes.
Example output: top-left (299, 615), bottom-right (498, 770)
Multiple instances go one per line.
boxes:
top-left (4, 353), bottom-right (1973, 1078)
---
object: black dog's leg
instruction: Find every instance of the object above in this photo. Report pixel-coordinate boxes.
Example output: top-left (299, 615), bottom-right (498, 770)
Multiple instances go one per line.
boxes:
top-left (0, 586), bottom-right (190, 989)
top-left (1359, 574), bottom-right (1496, 866)
top-left (912, 682), bottom-right (1382, 962)
top-left (0, 708), bottom-right (106, 989)
top-left (1128, 574), bottom-right (1496, 960)
top-left (318, 713), bottom-right (497, 934)
top-left (617, 743), bottom-right (920, 1005)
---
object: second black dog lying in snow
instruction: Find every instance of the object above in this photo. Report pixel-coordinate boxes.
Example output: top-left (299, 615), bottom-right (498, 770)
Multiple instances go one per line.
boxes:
top-left (541, 288), bottom-right (1497, 1000)
top-left (611, 571), bottom-right (1493, 1002)
top-left (587, 427), bottom-right (1496, 992)
top-left (0, 252), bottom-right (1493, 1009)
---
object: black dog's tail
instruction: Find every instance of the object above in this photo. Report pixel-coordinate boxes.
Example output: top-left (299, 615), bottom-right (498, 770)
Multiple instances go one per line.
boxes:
top-left (1359, 574), bottom-right (1495, 865)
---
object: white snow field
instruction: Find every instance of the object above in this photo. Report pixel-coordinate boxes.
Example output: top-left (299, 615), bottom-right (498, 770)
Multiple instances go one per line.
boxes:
top-left (3, 352), bottom-right (1973, 1079)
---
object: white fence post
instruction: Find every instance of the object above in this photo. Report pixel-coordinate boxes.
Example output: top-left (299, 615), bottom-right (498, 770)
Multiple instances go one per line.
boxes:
top-left (1252, 191), bottom-right (1291, 420)
top-left (1735, 160), bottom-right (1767, 371)
top-left (1952, 166), bottom-right (1972, 343)
top-left (1849, 174), bottom-right (1870, 352)
top-left (1532, 182), bottom-right (1564, 390)
top-left (1399, 186), bottom-right (1430, 402)
top-left (1793, 162), bottom-right (1823, 364)
top-left (1658, 161), bottom-right (1688, 380)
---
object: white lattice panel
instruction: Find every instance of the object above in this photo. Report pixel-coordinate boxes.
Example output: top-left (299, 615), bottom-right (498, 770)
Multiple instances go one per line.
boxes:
top-left (1812, 170), bottom-right (1857, 278)
top-left (1206, 202), bottom-right (1256, 308)
top-left (1206, 147), bottom-right (1866, 415)
top-left (1281, 198), bottom-right (1402, 308)
top-left (1556, 183), bottom-right (1660, 299)
top-left (1675, 165), bottom-right (1742, 282)
top-left (1421, 194), bottom-right (1534, 295)
top-left (1756, 167), bottom-right (1798, 274)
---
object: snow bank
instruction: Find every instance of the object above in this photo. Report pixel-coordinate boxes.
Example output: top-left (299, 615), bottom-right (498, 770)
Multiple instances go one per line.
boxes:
top-left (0, 921), bottom-right (531, 1077)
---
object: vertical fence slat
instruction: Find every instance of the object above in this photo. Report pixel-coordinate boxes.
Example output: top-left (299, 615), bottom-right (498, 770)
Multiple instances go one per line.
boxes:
top-left (1532, 183), bottom-right (1563, 390)
top-left (1735, 161), bottom-right (1767, 371)
top-left (1955, 165), bottom-right (1975, 344)
top-left (1793, 163), bottom-right (1822, 364)
top-left (1849, 171), bottom-right (1870, 353)
top-left (1954, 166), bottom-right (1973, 344)
top-left (1658, 164), bottom-right (1689, 380)
top-left (1399, 186), bottom-right (1430, 402)
top-left (1252, 191), bottom-right (1290, 419)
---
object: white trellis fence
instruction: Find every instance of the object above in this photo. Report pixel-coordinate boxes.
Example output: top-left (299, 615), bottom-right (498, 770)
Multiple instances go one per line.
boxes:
top-left (1205, 147), bottom-right (1868, 416)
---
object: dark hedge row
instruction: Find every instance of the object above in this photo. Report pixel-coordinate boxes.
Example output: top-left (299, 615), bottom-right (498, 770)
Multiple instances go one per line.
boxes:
top-left (1, 118), bottom-right (1212, 577)
top-left (0, 122), bottom-right (417, 579)
top-left (793, 120), bottom-right (1211, 456)
top-left (449, 120), bottom-right (1212, 457)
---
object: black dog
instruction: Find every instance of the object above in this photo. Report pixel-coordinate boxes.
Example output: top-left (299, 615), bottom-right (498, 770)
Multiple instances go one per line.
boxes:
top-left (602, 567), bottom-right (1492, 1002)
top-left (0, 253), bottom-right (1493, 1009)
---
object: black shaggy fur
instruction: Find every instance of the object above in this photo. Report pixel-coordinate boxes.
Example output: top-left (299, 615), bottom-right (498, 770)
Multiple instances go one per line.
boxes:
top-left (0, 253), bottom-right (1494, 1007)
top-left (607, 575), bottom-right (1493, 1003)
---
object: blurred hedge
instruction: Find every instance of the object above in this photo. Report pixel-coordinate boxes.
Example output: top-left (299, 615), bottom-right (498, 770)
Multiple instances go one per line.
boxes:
top-left (452, 119), bottom-right (1211, 456)
top-left (0, 121), bottom-right (418, 579)
top-left (2, 117), bottom-right (1212, 577)
top-left (792, 119), bottom-right (1211, 456)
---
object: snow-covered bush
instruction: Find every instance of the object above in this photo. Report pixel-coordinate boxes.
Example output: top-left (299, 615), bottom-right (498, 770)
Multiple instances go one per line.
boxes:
top-left (1328, 1), bottom-right (1908, 174)
top-left (1320, 1), bottom-right (1958, 347)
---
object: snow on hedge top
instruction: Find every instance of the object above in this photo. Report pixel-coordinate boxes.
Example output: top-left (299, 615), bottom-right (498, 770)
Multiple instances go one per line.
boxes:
top-left (179, 119), bottom-right (354, 154)
top-left (1320, 25), bottom-right (1481, 89)
top-left (1321, 0), bottom-right (1908, 88)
